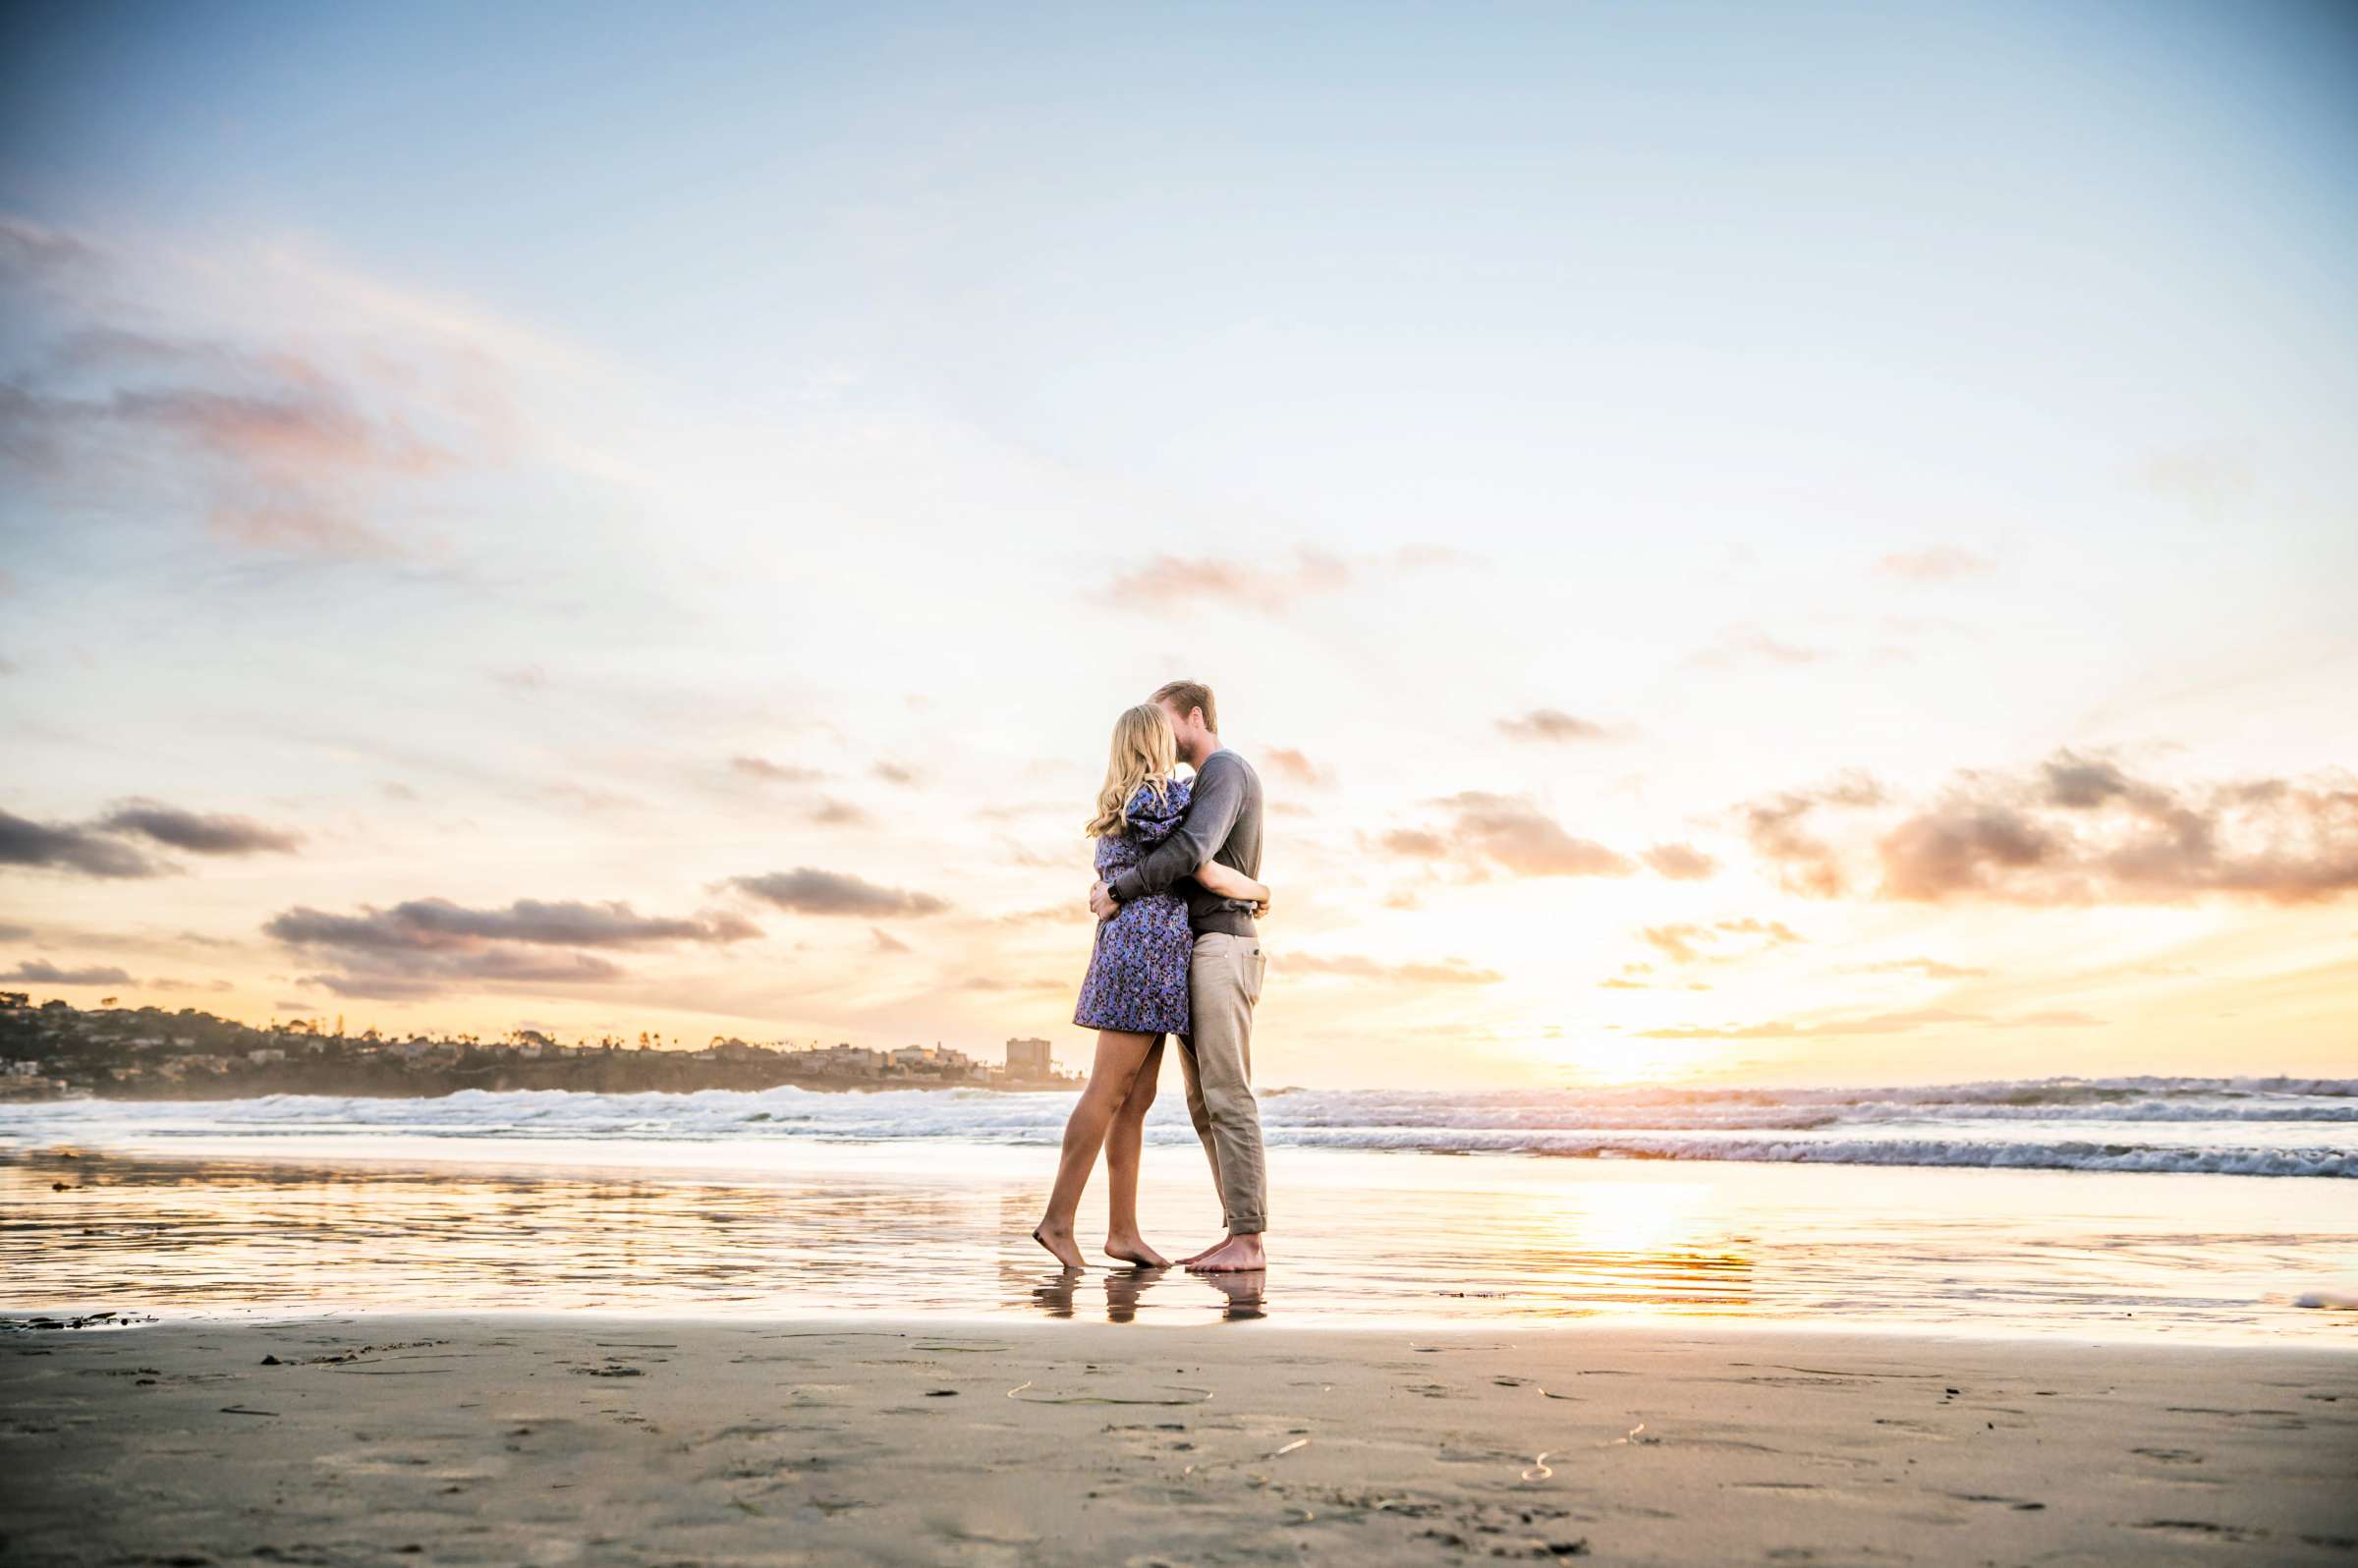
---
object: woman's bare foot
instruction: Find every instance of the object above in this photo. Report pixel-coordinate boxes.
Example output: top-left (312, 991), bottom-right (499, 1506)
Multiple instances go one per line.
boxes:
top-left (1032, 1222), bottom-right (1086, 1269)
top-left (1103, 1233), bottom-right (1171, 1268)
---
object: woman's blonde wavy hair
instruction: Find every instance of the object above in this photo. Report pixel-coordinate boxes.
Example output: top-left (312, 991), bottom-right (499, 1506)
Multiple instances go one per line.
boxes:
top-left (1086, 703), bottom-right (1178, 839)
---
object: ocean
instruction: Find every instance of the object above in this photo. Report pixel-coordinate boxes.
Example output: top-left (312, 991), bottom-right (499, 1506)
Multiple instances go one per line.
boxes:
top-left (6, 1076), bottom-right (2354, 1338)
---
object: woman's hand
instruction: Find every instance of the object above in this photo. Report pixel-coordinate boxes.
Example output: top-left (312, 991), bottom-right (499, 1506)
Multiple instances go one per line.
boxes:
top-left (1194, 857), bottom-right (1270, 916)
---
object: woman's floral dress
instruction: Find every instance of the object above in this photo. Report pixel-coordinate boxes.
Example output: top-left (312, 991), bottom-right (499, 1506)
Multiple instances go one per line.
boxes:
top-left (1074, 777), bottom-right (1194, 1036)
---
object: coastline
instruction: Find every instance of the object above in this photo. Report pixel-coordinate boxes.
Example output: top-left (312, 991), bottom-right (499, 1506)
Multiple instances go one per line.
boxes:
top-left (7, 1316), bottom-right (2352, 1566)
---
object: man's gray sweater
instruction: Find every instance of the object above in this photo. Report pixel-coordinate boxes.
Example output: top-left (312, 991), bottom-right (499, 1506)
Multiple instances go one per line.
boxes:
top-left (1106, 749), bottom-right (1263, 937)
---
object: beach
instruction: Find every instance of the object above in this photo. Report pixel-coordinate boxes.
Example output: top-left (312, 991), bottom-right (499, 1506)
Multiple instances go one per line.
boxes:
top-left (6, 1083), bottom-right (2354, 1563)
top-left (7, 1316), bottom-right (2354, 1566)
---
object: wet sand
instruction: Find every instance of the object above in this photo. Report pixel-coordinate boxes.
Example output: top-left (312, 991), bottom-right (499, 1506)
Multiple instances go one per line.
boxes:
top-left (12, 1145), bottom-right (2355, 1337)
top-left (4, 1316), bottom-right (2352, 1565)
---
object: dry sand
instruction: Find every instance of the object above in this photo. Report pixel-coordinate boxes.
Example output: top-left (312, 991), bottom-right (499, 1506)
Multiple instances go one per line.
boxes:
top-left (4, 1315), bottom-right (2352, 1565)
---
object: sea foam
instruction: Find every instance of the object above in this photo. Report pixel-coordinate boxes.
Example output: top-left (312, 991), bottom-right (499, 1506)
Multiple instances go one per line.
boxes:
top-left (3, 1076), bottom-right (2351, 1177)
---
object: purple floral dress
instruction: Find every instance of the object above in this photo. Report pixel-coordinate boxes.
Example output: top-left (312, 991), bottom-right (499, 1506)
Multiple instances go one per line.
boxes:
top-left (1074, 777), bottom-right (1195, 1036)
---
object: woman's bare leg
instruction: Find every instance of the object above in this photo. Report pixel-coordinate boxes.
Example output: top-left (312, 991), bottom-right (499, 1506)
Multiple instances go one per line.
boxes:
top-left (1033, 1030), bottom-right (1156, 1268)
top-left (1103, 1036), bottom-right (1169, 1266)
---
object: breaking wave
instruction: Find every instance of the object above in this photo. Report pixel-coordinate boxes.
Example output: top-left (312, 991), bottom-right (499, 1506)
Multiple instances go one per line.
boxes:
top-left (3, 1076), bottom-right (2351, 1178)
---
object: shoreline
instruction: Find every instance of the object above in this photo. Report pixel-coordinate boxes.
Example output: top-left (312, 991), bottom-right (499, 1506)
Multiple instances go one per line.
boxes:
top-left (12, 1305), bottom-right (2357, 1351)
top-left (6, 1316), bottom-right (2352, 1565)
top-left (8, 1145), bottom-right (2353, 1342)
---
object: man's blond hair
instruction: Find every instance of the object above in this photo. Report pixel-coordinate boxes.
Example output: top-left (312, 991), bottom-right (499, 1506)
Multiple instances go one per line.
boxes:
top-left (1151, 679), bottom-right (1217, 734)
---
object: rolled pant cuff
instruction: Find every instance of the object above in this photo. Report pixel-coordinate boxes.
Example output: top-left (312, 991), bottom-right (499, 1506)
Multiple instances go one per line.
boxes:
top-left (1225, 1216), bottom-right (1266, 1236)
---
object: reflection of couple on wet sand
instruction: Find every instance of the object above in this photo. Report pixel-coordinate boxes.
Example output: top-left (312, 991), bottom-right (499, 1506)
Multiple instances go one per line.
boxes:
top-left (1031, 680), bottom-right (1272, 1277)
top-left (1033, 1261), bottom-right (1267, 1322)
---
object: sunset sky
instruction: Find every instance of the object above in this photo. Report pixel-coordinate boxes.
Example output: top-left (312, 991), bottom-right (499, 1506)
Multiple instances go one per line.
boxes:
top-left (3, 2), bottom-right (2354, 1088)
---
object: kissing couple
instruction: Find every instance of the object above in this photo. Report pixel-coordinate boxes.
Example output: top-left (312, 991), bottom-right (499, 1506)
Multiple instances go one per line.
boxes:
top-left (1031, 680), bottom-right (1272, 1276)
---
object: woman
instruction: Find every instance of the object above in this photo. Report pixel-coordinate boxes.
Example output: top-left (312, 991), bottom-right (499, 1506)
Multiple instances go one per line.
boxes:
top-left (1031, 702), bottom-right (1268, 1270)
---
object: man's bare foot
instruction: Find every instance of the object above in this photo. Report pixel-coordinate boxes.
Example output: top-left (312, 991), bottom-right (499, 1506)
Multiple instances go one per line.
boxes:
top-left (1032, 1221), bottom-right (1086, 1269)
top-left (1200, 1267), bottom-right (1267, 1319)
top-left (1103, 1233), bottom-right (1171, 1268)
top-left (1185, 1233), bottom-right (1266, 1272)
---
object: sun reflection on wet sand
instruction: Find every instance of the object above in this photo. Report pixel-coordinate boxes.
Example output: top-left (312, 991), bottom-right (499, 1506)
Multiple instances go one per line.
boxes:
top-left (5, 1144), bottom-right (2349, 1337)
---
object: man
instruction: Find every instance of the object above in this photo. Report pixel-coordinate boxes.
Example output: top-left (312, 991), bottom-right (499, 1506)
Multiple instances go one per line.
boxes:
top-left (1088, 679), bottom-right (1268, 1273)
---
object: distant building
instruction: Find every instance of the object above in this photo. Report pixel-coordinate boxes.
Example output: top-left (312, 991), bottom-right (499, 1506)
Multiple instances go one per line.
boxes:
top-left (1005, 1037), bottom-right (1052, 1078)
top-left (708, 1038), bottom-right (768, 1062)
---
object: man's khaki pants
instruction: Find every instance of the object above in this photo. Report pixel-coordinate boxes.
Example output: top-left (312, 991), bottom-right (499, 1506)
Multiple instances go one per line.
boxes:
top-left (1177, 931), bottom-right (1267, 1236)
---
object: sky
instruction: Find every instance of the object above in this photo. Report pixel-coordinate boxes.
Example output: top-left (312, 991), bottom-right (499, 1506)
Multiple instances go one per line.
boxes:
top-left (2, 1), bottom-right (2354, 1088)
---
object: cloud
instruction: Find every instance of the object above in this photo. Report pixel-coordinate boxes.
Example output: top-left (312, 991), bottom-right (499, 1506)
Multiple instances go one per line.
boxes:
top-left (1852, 956), bottom-right (1990, 980)
top-left (1281, 953), bottom-right (1505, 986)
top-left (1734, 754), bottom-right (2358, 907)
top-left (1713, 917), bottom-right (1807, 944)
top-left (1637, 1006), bottom-right (2103, 1039)
top-left (267, 898), bottom-right (758, 951)
top-left (0, 808), bottom-right (159, 878)
top-left (870, 926), bottom-right (911, 954)
top-left (147, 978), bottom-right (235, 993)
top-left (1376, 827), bottom-right (1452, 859)
top-left (1640, 842), bottom-right (1717, 880)
top-left (995, 904), bottom-right (1088, 926)
top-left (1638, 924), bottom-right (1709, 965)
top-left (1687, 624), bottom-right (1826, 669)
top-left (810, 797), bottom-right (871, 826)
top-left (0, 217), bottom-right (106, 294)
top-left (98, 799), bottom-right (303, 856)
top-left (3, 343), bottom-right (445, 556)
top-left (1735, 772), bottom-right (1886, 897)
top-left (1878, 753), bottom-right (2358, 906)
top-left (296, 950), bottom-right (627, 1001)
top-left (0, 216), bottom-right (558, 557)
top-left (1102, 545), bottom-right (1461, 612)
top-left (1638, 919), bottom-right (1806, 966)
top-left (2041, 754), bottom-right (2133, 808)
top-left (1264, 748), bottom-right (1332, 788)
top-left (731, 756), bottom-right (824, 784)
top-left (1876, 547), bottom-right (1993, 582)
top-left (3, 798), bottom-right (304, 877)
top-left (535, 783), bottom-right (642, 814)
top-left (5, 960), bottom-right (136, 985)
top-left (1496, 708), bottom-right (1613, 743)
top-left (727, 868), bottom-right (950, 918)
top-left (871, 761), bottom-right (919, 786)
top-left (264, 896), bottom-right (758, 1000)
top-left (1380, 792), bottom-right (1635, 878)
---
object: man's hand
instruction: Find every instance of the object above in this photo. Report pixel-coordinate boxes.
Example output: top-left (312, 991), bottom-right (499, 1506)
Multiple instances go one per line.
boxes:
top-left (1250, 895), bottom-right (1270, 920)
top-left (1088, 880), bottom-right (1118, 921)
